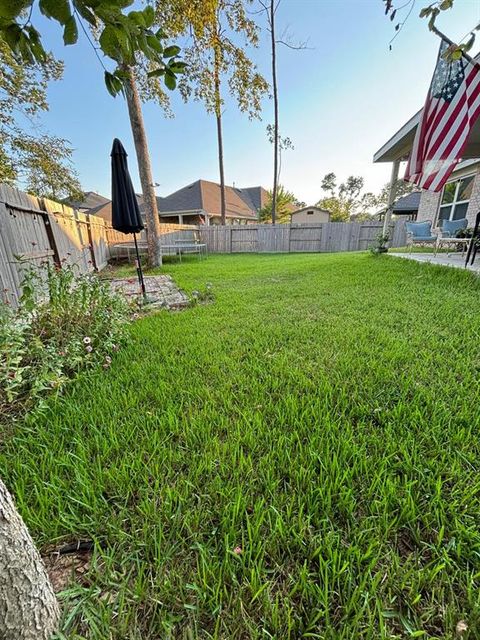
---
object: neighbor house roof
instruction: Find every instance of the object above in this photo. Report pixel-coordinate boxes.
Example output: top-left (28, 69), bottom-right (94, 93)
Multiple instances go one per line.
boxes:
top-left (237, 186), bottom-right (269, 211)
top-left (156, 180), bottom-right (263, 219)
top-left (87, 193), bottom-right (144, 225)
top-left (65, 191), bottom-right (110, 211)
top-left (392, 191), bottom-right (421, 214)
top-left (86, 181), bottom-right (267, 224)
top-left (88, 201), bottom-right (112, 222)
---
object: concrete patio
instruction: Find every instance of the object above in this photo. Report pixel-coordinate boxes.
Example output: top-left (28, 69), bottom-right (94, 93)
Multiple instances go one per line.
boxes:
top-left (389, 252), bottom-right (480, 274)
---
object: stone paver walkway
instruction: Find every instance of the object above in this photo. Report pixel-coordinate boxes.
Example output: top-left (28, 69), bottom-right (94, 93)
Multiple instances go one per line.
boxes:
top-left (109, 275), bottom-right (189, 310)
top-left (389, 252), bottom-right (480, 274)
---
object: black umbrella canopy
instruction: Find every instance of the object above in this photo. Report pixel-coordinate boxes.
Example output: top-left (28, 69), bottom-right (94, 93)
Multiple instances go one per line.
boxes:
top-left (111, 138), bottom-right (144, 234)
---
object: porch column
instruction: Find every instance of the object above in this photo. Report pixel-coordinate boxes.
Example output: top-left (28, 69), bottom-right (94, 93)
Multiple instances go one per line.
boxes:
top-left (382, 159), bottom-right (400, 236)
top-left (178, 214), bottom-right (183, 224)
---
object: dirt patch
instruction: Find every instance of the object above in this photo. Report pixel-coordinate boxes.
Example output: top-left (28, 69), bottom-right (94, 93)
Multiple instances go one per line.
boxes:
top-left (42, 541), bottom-right (95, 593)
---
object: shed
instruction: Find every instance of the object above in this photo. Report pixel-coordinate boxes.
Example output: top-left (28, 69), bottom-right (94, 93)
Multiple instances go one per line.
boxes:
top-left (290, 206), bottom-right (330, 224)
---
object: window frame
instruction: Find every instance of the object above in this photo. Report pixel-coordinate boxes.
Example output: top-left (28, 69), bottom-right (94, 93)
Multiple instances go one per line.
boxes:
top-left (436, 173), bottom-right (475, 227)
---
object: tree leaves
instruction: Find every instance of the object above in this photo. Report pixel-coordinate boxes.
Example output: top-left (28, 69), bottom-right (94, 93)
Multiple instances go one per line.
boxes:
top-left (63, 16), bottom-right (78, 46)
top-left (104, 70), bottom-right (124, 97)
top-left (0, 38), bottom-right (81, 198)
top-left (1, 1), bottom-right (185, 99)
top-left (164, 68), bottom-right (176, 90)
top-left (163, 45), bottom-right (181, 58)
top-left (38, 0), bottom-right (72, 24)
top-left (147, 68), bottom-right (165, 78)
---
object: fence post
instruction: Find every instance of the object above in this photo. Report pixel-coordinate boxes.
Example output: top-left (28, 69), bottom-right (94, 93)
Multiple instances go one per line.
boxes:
top-left (38, 199), bottom-right (61, 268)
top-left (85, 214), bottom-right (98, 270)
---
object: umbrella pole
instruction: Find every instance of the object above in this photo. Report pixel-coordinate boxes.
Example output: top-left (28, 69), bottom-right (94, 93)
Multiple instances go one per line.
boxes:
top-left (133, 233), bottom-right (147, 302)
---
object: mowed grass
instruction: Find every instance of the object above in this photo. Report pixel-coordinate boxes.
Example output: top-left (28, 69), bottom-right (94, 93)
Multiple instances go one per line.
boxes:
top-left (3, 252), bottom-right (480, 639)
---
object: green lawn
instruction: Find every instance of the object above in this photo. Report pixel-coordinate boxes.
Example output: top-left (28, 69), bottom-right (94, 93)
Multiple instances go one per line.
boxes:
top-left (3, 252), bottom-right (480, 639)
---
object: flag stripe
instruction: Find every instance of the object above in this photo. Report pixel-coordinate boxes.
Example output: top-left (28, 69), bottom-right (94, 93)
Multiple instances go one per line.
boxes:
top-left (426, 72), bottom-right (480, 155)
top-left (404, 41), bottom-right (480, 192)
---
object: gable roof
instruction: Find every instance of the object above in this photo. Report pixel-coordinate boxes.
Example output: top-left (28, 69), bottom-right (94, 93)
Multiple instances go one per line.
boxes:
top-left (65, 191), bottom-right (110, 211)
top-left (392, 191), bottom-right (421, 213)
top-left (291, 205), bottom-right (330, 216)
top-left (88, 201), bottom-right (112, 222)
top-left (236, 186), bottom-right (269, 211)
top-left (157, 179), bottom-right (262, 219)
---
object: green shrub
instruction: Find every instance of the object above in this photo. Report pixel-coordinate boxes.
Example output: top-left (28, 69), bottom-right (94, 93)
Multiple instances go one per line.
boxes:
top-left (0, 263), bottom-right (130, 420)
top-left (369, 231), bottom-right (390, 255)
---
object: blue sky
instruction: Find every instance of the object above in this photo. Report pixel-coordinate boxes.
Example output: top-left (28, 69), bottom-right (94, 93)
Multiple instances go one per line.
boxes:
top-left (34, 0), bottom-right (480, 204)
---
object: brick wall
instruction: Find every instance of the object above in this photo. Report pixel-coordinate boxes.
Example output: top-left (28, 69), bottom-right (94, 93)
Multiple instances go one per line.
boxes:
top-left (466, 169), bottom-right (480, 226)
top-left (417, 190), bottom-right (441, 224)
top-left (416, 164), bottom-right (480, 228)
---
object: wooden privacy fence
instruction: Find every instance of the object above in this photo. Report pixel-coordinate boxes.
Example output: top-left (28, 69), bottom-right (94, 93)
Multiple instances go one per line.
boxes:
top-left (196, 221), bottom-right (406, 254)
top-left (0, 183), bottom-right (192, 307)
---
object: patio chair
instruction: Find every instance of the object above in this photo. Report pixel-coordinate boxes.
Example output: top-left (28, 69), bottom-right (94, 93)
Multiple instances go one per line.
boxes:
top-left (465, 211), bottom-right (480, 267)
top-left (439, 218), bottom-right (468, 238)
top-left (434, 218), bottom-right (469, 256)
top-left (405, 220), bottom-right (437, 253)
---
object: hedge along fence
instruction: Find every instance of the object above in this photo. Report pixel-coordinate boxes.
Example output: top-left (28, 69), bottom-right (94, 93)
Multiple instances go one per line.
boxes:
top-left (0, 183), bottom-right (193, 307)
top-left (196, 221), bottom-right (407, 254)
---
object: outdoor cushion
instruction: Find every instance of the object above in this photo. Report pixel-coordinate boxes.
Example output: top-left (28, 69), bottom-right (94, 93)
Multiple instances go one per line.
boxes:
top-left (406, 221), bottom-right (433, 238)
top-left (411, 235), bottom-right (436, 241)
top-left (441, 218), bottom-right (468, 237)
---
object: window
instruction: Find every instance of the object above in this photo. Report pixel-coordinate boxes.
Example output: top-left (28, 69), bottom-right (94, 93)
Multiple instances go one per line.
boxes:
top-left (307, 210), bottom-right (314, 215)
top-left (437, 175), bottom-right (474, 227)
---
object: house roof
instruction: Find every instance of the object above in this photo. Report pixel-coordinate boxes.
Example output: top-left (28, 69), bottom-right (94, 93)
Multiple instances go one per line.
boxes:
top-left (392, 191), bottom-right (421, 214)
top-left (156, 180), bottom-right (263, 219)
top-left (88, 201), bottom-right (112, 222)
top-left (291, 206), bottom-right (330, 216)
top-left (64, 191), bottom-right (110, 210)
top-left (86, 181), bottom-right (267, 223)
top-left (237, 186), bottom-right (269, 211)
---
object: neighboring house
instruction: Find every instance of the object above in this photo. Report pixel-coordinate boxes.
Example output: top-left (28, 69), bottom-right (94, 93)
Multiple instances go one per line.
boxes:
top-left (392, 191), bottom-right (421, 220)
top-left (290, 206), bottom-right (330, 224)
top-left (76, 180), bottom-right (269, 226)
top-left (64, 191), bottom-right (110, 213)
top-left (87, 200), bottom-right (113, 223)
top-left (151, 180), bottom-right (268, 225)
top-left (376, 191), bottom-right (421, 222)
top-left (374, 108), bottom-right (480, 230)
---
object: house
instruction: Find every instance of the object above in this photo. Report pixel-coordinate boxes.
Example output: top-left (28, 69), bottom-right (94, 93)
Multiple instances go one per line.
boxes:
top-left (392, 191), bottom-right (421, 220)
top-left (152, 180), bottom-right (268, 225)
top-left (290, 206), bottom-right (330, 224)
top-left (376, 191), bottom-right (421, 222)
top-left (64, 191), bottom-right (110, 213)
top-left (374, 108), bottom-right (480, 230)
top-left (84, 180), bottom-right (268, 226)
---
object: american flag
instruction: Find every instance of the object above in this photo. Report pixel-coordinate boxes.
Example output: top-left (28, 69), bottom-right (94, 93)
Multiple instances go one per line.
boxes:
top-left (405, 39), bottom-right (480, 192)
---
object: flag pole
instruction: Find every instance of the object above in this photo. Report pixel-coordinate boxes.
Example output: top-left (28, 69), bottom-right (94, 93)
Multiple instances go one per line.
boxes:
top-left (430, 26), bottom-right (480, 69)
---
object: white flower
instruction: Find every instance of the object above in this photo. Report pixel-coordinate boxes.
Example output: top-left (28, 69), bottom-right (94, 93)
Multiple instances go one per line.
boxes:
top-left (85, 345), bottom-right (93, 353)
top-left (83, 336), bottom-right (91, 345)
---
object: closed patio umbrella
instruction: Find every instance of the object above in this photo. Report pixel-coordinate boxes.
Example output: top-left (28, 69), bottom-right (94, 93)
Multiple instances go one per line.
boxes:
top-left (111, 137), bottom-right (146, 299)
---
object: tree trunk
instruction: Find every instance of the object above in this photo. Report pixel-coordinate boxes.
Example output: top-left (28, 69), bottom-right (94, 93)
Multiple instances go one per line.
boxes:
top-left (270, 0), bottom-right (279, 226)
top-left (124, 68), bottom-right (162, 267)
top-left (0, 478), bottom-right (59, 640)
top-left (214, 43), bottom-right (227, 226)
